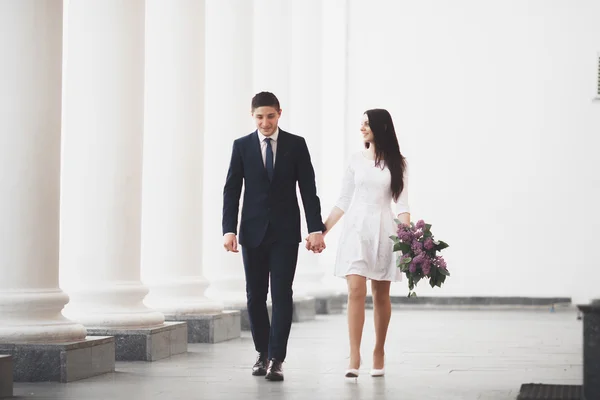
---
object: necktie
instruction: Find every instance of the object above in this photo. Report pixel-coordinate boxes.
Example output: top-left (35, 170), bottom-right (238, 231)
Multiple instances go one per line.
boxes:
top-left (265, 138), bottom-right (274, 181)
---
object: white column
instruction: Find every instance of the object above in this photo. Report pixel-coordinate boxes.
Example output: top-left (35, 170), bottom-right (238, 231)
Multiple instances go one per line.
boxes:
top-left (60, 0), bottom-right (164, 328)
top-left (318, 0), bottom-right (351, 295)
top-left (288, 0), bottom-right (334, 299)
top-left (252, 0), bottom-right (291, 127)
top-left (203, 0), bottom-right (254, 308)
top-left (140, 0), bottom-right (222, 315)
top-left (0, 0), bottom-right (86, 343)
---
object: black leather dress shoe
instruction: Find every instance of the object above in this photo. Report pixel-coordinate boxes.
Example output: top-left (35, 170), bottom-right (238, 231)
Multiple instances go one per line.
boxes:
top-left (265, 359), bottom-right (284, 381)
top-left (252, 352), bottom-right (268, 376)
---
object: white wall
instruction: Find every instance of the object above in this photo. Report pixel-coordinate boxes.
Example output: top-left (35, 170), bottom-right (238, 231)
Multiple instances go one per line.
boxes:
top-left (342, 0), bottom-right (600, 299)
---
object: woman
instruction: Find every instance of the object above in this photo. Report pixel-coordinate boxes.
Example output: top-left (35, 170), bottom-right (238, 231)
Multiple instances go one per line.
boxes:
top-left (320, 108), bottom-right (410, 378)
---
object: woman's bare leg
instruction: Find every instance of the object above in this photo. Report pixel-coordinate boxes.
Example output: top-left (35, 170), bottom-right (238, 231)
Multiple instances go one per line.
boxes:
top-left (346, 274), bottom-right (367, 369)
top-left (371, 279), bottom-right (391, 369)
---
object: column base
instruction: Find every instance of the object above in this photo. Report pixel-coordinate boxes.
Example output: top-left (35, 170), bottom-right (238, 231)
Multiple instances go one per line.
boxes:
top-left (0, 355), bottom-right (12, 397)
top-left (292, 297), bottom-right (316, 322)
top-left (0, 336), bottom-right (114, 383)
top-left (315, 294), bottom-right (346, 314)
top-left (164, 311), bottom-right (240, 343)
top-left (86, 322), bottom-right (187, 361)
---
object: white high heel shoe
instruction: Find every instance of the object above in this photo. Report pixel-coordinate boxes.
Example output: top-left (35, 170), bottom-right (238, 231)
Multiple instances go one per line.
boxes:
top-left (370, 354), bottom-right (385, 377)
top-left (345, 357), bottom-right (361, 378)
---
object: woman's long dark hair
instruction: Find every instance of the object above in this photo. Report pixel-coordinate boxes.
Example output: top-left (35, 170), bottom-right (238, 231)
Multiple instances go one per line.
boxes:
top-left (364, 108), bottom-right (406, 201)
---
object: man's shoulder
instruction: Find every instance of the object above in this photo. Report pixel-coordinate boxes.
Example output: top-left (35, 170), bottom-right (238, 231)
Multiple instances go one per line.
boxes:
top-left (278, 129), bottom-right (305, 144)
top-left (232, 131), bottom-right (257, 146)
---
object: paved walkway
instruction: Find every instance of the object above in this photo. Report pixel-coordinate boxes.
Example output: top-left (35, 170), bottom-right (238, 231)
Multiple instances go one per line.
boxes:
top-left (14, 308), bottom-right (582, 400)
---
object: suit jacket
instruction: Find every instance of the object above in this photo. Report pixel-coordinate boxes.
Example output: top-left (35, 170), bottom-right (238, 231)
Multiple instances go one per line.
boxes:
top-left (222, 129), bottom-right (325, 248)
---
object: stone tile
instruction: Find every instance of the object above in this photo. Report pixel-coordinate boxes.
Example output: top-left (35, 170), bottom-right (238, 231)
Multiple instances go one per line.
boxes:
top-left (0, 355), bottom-right (12, 398)
top-left (86, 322), bottom-right (187, 362)
top-left (0, 336), bottom-right (114, 383)
top-left (12, 309), bottom-right (583, 399)
top-left (165, 311), bottom-right (241, 343)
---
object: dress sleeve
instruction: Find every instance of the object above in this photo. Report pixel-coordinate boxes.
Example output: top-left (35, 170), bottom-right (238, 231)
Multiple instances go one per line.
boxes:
top-left (334, 155), bottom-right (356, 212)
top-left (394, 163), bottom-right (410, 215)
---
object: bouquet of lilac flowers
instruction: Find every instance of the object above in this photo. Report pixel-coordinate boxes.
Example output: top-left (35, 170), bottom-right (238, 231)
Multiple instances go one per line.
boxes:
top-left (390, 219), bottom-right (450, 297)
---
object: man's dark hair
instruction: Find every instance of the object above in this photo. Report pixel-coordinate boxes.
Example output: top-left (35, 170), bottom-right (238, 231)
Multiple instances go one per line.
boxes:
top-left (251, 91), bottom-right (280, 112)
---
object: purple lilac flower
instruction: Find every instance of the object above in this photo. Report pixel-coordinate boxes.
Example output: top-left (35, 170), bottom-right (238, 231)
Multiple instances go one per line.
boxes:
top-left (398, 229), bottom-right (413, 242)
top-left (411, 240), bottom-right (423, 253)
top-left (424, 237), bottom-right (434, 250)
top-left (435, 256), bottom-right (447, 270)
top-left (421, 258), bottom-right (432, 275)
top-left (416, 220), bottom-right (425, 229)
top-left (408, 262), bottom-right (417, 273)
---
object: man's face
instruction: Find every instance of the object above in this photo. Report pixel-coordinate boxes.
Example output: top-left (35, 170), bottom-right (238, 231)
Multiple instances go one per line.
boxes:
top-left (252, 106), bottom-right (281, 136)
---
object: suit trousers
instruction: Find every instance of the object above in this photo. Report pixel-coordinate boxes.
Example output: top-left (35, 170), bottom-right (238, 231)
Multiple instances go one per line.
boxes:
top-left (241, 224), bottom-right (299, 361)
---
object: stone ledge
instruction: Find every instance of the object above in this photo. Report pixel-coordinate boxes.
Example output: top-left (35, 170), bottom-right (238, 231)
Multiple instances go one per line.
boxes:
top-left (238, 297), bottom-right (317, 330)
top-left (293, 297), bottom-right (316, 322)
top-left (164, 311), bottom-right (241, 343)
top-left (364, 296), bottom-right (572, 310)
top-left (0, 336), bottom-right (114, 383)
top-left (86, 321), bottom-right (187, 361)
top-left (315, 294), bottom-right (346, 315)
top-left (0, 355), bottom-right (12, 397)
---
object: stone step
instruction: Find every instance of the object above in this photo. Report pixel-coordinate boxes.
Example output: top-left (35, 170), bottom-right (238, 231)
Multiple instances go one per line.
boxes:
top-left (0, 337), bottom-right (114, 383)
top-left (0, 355), bottom-right (12, 398)
top-left (164, 310), bottom-right (241, 344)
top-left (86, 321), bottom-right (187, 362)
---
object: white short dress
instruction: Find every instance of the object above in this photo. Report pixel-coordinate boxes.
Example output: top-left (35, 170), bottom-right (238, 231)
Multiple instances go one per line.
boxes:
top-left (333, 151), bottom-right (410, 281)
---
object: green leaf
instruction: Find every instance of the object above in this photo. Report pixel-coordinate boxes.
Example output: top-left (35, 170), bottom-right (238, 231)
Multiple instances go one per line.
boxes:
top-left (413, 275), bottom-right (421, 286)
top-left (409, 291), bottom-right (418, 298)
top-left (393, 242), bottom-right (411, 253)
top-left (429, 278), bottom-right (436, 288)
top-left (435, 241), bottom-right (449, 251)
top-left (438, 267), bottom-right (450, 276)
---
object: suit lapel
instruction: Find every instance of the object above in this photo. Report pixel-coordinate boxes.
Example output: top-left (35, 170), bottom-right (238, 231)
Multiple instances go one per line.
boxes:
top-left (271, 130), bottom-right (287, 184)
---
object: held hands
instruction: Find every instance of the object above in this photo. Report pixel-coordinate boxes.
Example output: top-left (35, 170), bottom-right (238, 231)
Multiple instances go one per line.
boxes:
top-left (223, 234), bottom-right (239, 253)
top-left (305, 232), bottom-right (326, 253)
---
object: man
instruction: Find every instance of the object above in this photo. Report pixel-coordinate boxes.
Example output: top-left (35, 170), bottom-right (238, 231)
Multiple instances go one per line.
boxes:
top-left (222, 91), bottom-right (325, 381)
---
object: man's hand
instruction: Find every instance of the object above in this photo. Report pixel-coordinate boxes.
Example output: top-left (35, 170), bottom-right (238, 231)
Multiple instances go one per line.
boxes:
top-left (305, 232), bottom-right (325, 253)
top-left (223, 234), bottom-right (239, 253)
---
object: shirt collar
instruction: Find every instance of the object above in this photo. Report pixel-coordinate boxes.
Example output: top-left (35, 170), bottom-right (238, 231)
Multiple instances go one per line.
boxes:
top-left (258, 128), bottom-right (279, 142)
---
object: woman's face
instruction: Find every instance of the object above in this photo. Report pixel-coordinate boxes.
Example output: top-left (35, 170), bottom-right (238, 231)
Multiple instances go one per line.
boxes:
top-left (360, 113), bottom-right (374, 144)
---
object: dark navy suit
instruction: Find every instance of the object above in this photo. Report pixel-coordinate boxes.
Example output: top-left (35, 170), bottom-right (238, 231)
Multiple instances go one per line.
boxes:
top-left (222, 128), bottom-right (324, 361)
